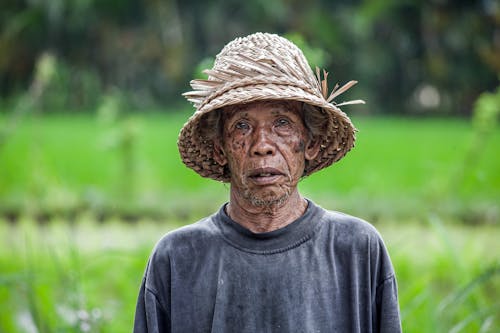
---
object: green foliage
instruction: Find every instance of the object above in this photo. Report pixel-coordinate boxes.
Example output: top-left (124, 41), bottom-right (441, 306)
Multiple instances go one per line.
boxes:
top-left (0, 219), bottom-right (498, 332)
top-left (97, 91), bottom-right (142, 200)
top-left (1, 1), bottom-right (498, 114)
top-left (448, 82), bottom-right (500, 195)
top-left (0, 219), bottom-right (155, 332)
top-left (193, 57), bottom-right (215, 80)
top-left (0, 51), bottom-right (102, 113)
top-left (284, 32), bottom-right (326, 69)
top-left (385, 220), bottom-right (500, 332)
top-left (472, 83), bottom-right (500, 134)
top-left (34, 53), bottom-right (102, 112)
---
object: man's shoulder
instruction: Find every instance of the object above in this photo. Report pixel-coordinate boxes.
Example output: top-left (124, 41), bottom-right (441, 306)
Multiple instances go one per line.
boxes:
top-left (318, 207), bottom-right (385, 247)
top-left (152, 213), bottom-right (220, 257)
top-left (323, 209), bottom-right (380, 235)
top-left (318, 207), bottom-right (395, 280)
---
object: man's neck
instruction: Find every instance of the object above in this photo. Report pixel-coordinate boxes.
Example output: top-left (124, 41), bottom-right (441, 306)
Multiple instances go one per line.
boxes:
top-left (226, 190), bottom-right (308, 233)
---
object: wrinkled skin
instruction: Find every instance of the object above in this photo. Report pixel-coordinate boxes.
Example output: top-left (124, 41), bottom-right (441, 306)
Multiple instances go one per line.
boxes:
top-left (213, 101), bottom-right (320, 233)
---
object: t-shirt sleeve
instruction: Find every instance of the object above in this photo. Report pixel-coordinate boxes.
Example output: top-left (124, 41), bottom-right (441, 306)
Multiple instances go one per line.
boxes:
top-left (376, 274), bottom-right (402, 333)
top-left (133, 276), bottom-right (170, 333)
top-left (134, 242), bottom-right (172, 333)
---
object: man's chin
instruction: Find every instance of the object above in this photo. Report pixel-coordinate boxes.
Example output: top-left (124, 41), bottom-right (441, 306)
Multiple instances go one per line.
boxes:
top-left (245, 189), bottom-right (290, 208)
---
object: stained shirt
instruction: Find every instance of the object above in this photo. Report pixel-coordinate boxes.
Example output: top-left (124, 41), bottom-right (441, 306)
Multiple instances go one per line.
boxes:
top-left (134, 200), bottom-right (402, 332)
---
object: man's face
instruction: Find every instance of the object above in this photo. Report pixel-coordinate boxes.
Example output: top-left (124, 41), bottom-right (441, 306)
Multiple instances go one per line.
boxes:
top-left (215, 101), bottom-right (319, 207)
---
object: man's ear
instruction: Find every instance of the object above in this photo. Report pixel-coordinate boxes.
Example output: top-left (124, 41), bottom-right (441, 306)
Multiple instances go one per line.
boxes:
top-left (213, 141), bottom-right (228, 166)
top-left (304, 138), bottom-right (321, 161)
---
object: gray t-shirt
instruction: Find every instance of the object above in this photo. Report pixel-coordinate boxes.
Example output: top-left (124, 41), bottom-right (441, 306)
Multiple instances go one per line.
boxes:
top-left (134, 200), bottom-right (402, 332)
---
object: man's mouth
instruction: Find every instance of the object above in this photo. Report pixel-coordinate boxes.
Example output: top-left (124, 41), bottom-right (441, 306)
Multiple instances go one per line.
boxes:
top-left (248, 168), bottom-right (283, 184)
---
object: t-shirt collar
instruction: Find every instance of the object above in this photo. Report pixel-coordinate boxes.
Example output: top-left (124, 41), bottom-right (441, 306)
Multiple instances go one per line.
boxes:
top-left (213, 199), bottom-right (325, 254)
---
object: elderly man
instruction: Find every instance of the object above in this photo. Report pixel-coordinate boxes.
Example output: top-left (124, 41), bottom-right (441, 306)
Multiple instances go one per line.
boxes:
top-left (134, 32), bottom-right (401, 332)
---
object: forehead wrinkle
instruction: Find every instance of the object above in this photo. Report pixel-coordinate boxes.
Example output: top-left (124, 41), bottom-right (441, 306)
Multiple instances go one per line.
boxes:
top-left (270, 109), bottom-right (299, 117)
top-left (267, 103), bottom-right (302, 117)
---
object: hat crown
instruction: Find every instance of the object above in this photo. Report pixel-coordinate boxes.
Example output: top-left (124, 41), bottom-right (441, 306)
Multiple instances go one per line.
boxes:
top-left (212, 32), bottom-right (315, 84)
top-left (183, 33), bottom-right (322, 111)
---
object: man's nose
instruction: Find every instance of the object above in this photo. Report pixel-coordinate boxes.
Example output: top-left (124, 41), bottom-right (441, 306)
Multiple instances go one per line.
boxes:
top-left (250, 127), bottom-right (275, 156)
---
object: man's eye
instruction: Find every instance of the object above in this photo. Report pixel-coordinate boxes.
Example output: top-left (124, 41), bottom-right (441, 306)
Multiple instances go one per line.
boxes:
top-left (235, 121), bottom-right (250, 130)
top-left (276, 118), bottom-right (291, 127)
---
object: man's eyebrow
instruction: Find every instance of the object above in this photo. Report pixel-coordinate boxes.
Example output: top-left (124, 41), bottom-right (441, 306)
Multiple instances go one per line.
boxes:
top-left (227, 112), bottom-right (249, 121)
top-left (270, 108), bottom-right (300, 117)
top-left (271, 110), bottom-right (288, 115)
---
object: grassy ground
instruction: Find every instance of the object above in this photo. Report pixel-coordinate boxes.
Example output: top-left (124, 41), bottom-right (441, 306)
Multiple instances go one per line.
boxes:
top-left (0, 217), bottom-right (498, 332)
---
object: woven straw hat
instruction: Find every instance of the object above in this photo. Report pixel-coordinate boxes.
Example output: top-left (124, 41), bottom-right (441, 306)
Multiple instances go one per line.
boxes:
top-left (178, 32), bottom-right (364, 182)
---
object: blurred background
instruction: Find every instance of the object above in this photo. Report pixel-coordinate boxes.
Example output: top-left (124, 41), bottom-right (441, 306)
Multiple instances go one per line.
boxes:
top-left (0, 0), bottom-right (499, 332)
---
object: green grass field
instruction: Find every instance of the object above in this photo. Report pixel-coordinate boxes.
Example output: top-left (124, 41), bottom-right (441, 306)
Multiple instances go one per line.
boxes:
top-left (0, 112), bottom-right (499, 332)
top-left (1, 112), bottom-right (498, 223)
